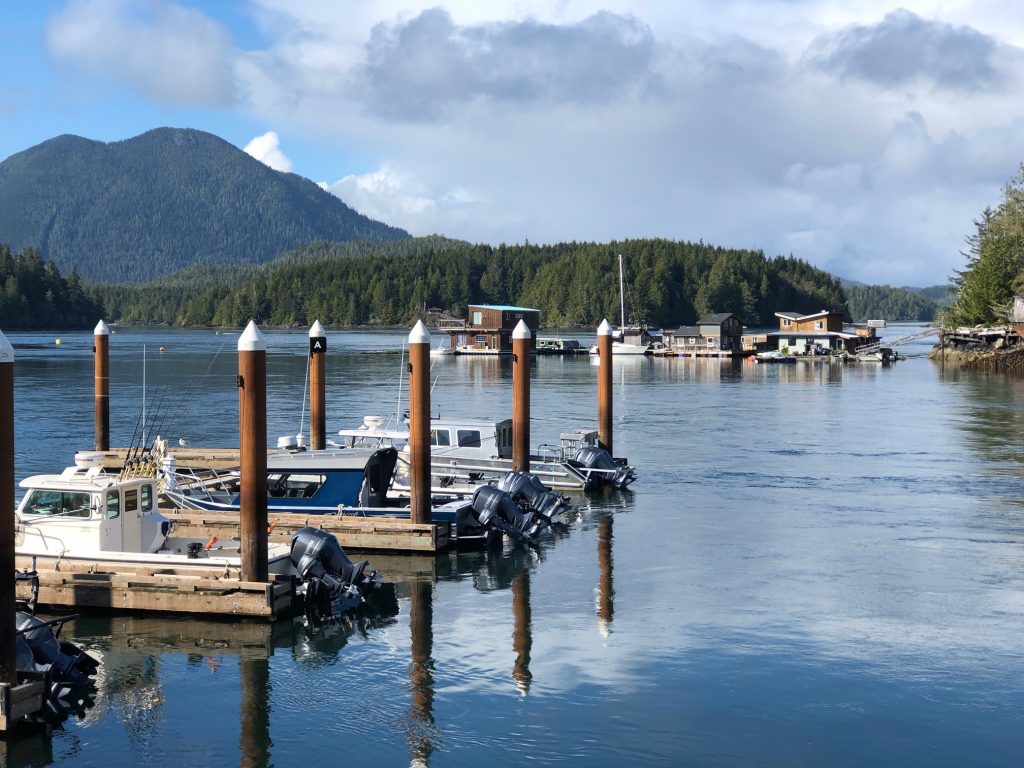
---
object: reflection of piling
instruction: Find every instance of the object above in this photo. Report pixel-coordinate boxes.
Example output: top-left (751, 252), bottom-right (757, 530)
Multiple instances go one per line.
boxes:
top-left (511, 568), bottom-right (533, 694)
top-left (512, 320), bottom-right (531, 472)
top-left (94, 320), bottom-right (110, 451)
top-left (239, 656), bottom-right (272, 768)
top-left (309, 320), bottom-right (326, 450)
top-left (597, 319), bottom-right (613, 453)
top-left (238, 321), bottom-right (268, 583)
top-left (408, 321), bottom-right (431, 524)
top-left (0, 330), bottom-right (15, 684)
top-left (408, 580), bottom-right (435, 766)
top-left (597, 512), bottom-right (615, 636)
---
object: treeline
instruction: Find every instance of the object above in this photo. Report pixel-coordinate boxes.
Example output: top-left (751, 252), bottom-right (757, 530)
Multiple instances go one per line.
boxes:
top-left (0, 245), bottom-right (103, 328)
top-left (946, 164), bottom-right (1024, 326)
top-left (845, 284), bottom-right (940, 322)
top-left (90, 236), bottom-right (848, 328)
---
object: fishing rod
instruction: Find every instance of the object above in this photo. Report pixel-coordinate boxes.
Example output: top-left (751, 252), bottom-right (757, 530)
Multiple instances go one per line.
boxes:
top-left (159, 333), bottom-right (231, 444)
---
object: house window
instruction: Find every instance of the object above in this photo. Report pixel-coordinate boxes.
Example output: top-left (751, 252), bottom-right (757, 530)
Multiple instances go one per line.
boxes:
top-left (472, 311), bottom-right (483, 325)
top-left (815, 321), bottom-right (823, 330)
top-left (688, 337), bottom-right (696, 344)
top-left (475, 335), bottom-right (487, 344)
top-left (783, 319), bottom-right (791, 327)
top-left (457, 430), bottom-right (482, 447)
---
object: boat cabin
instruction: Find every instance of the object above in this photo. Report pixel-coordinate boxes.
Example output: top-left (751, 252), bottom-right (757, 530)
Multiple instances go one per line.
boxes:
top-left (16, 466), bottom-right (169, 554)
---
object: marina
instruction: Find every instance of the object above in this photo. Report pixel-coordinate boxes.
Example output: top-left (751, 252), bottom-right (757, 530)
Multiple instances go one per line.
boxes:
top-left (0, 324), bottom-right (1022, 764)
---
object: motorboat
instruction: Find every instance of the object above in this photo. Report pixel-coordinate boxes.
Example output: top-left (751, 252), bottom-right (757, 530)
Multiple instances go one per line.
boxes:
top-left (15, 463), bottom-right (383, 605)
top-left (339, 415), bottom-right (636, 492)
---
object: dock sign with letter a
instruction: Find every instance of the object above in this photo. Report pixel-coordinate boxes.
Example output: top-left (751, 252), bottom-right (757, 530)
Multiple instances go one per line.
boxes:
top-left (310, 336), bottom-right (326, 355)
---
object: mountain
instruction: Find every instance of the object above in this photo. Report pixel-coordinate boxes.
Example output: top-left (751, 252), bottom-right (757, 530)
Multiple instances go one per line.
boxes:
top-left (0, 128), bottom-right (408, 282)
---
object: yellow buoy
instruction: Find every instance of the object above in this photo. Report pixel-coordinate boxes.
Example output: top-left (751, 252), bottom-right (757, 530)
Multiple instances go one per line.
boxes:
top-left (159, 346), bottom-right (166, 352)
top-left (55, 338), bottom-right (61, 345)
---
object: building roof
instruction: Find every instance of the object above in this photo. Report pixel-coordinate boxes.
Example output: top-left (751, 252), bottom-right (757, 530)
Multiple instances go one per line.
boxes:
top-left (469, 304), bottom-right (539, 313)
top-left (767, 331), bottom-right (860, 340)
top-left (775, 310), bottom-right (841, 321)
top-left (698, 313), bottom-right (738, 325)
top-left (670, 326), bottom-right (702, 337)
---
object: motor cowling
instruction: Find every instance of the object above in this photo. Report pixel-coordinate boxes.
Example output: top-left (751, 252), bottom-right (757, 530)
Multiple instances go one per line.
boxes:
top-left (573, 446), bottom-right (636, 489)
top-left (290, 527), bottom-right (380, 604)
top-left (496, 471), bottom-right (570, 519)
top-left (471, 485), bottom-right (546, 543)
top-left (16, 612), bottom-right (99, 689)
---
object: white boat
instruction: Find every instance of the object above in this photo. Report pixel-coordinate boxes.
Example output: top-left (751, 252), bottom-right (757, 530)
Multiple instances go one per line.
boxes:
top-left (588, 254), bottom-right (655, 356)
top-left (339, 415), bottom-right (636, 492)
top-left (14, 461), bottom-right (384, 603)
top-left (429, 341), bottom-right (455, 357)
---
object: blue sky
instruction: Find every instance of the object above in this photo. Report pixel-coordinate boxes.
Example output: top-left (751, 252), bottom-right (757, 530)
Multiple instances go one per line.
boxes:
top-left (3, 1), bottom-right (1024, 286)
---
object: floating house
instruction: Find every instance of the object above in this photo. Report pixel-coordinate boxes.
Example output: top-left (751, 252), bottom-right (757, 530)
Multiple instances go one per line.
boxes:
top-left (767, 310), bottom-right (875, 354)
top-left (438, 304), bottom-right (539, 354)
top-left (665, 313), bottom-right (744, 357)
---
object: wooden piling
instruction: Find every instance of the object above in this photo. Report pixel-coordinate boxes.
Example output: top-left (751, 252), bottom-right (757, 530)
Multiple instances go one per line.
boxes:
top-left (408, 321), bottom-right (431, 525)
top-left (512, 319), bottom-right (532, 472)
top-left (309, 320), bottom-right (326, 451)
top-left (238, 321), bottom-right (269, 583)
top-left (512, 568), bottom-right (532, 694)
top-left (94, 320), bottom-right (110, 451)
top-left (597, 319), bottom-right (613, 453)
top-left (0, 330), bottom-right (15, 687)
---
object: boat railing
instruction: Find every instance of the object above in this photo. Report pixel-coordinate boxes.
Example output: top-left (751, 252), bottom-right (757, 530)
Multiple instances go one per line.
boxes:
top-left (162, 464), bottom-right (238, 503)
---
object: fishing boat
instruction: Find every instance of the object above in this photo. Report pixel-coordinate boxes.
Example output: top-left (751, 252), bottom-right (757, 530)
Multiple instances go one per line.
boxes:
top-left (15, 461), bottom-right (384, 604)
top-left (588, 254), bottom-right (656, 356)
top-left (339, 415), bottom-right (636, 492)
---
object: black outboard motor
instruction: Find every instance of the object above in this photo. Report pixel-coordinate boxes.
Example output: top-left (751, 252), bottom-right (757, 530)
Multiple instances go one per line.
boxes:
top-left (573, 445), bottom-right (636, 489)
top-left (471, 485), bottom-right (546, 543)
top-left (290, 528), bottom-right (382, 611)
top-left (17, 613), bottom-right (99, 690)
top-left (497, 471), bottom-right (571, 519)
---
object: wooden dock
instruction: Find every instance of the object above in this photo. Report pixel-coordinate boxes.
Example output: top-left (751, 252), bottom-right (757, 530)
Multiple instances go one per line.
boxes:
top-left (162, 509), bottom-right (450, 553)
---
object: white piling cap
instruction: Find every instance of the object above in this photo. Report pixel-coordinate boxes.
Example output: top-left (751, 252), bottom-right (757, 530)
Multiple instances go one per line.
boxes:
top-left (238, 320), bottom-right (267, 352)
top-left (513, 319), bottom-right (532, 340)
top-left (409, 319), bottom-right (431, 344)
top-left (597, 319), bottom-right (613, 336)
top-left (94, 319), bottom-right (110, 336)
top-left (309, 320), bottom-right (326, 338)
top-left (0, 329), bottom-right (12, 363)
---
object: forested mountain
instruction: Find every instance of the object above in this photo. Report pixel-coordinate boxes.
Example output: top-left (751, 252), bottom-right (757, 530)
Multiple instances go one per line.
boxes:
top-left (91, 237), bottom-right (848, 328)
top-left (907, 284), bottom-right (955, 305)
top-left (0, 245), bottom-right (103, 328)
top-left (0, 128), bottom-right (408, 283)
top-left (844, 284), bottom-right (939, 322)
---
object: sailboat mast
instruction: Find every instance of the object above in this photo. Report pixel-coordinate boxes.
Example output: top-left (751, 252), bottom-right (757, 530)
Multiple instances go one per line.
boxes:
top-left (618, 253), bottom-right (626, 329)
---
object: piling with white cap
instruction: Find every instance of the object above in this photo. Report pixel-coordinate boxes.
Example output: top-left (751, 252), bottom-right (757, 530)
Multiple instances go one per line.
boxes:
top-left (408, 321), bottom-right (431, 524)
top-left (597, 319), bottom-right (613, 453)
top-left (94, 319), bottom-right (110, 451)
top-left (512, 319), bottom-right (532, 472)
top-left (0, 330), bottom-right (14, 685)
top-left (309, 320), bottom-right (327, 450)
top-left (238, 320), bottom-right (268, 583)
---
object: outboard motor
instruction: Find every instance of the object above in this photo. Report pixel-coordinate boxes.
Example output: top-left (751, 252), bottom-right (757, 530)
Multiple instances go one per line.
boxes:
top-left (573, 445), bottom-right (636, 489)
top-left (470, 485), bottom-right (546, 543)
top-left (497, 471), bottom-right (571, 519)
top-left (290, 528), bottom-right (382, 612)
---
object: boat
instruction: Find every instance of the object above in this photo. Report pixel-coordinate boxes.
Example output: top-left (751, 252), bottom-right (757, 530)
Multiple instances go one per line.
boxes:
top-left (15, 462), bottom-right (385, 606)
top-left (536, 337), bottom-right (585, 355)
top-left (429, 341), bottom-right (455, 357)
top-left (588, 254), bottom-right (656, 356)
top-left (339, 415), bottom-right (636, 492)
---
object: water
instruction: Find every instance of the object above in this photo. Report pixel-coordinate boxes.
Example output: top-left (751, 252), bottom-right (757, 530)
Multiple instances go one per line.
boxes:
top-left (4, 325), bottom-right (1024, 767)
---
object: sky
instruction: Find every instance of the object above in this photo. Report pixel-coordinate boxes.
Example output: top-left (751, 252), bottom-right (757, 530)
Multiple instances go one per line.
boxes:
top-left (3, 1), bottom-right (1024, 286)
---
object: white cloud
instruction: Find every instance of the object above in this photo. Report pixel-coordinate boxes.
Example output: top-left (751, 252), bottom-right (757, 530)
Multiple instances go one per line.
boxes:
top-left (243, 131), bottom-right (293, 172)
top-left (45, 0), bottom-right (236, 106)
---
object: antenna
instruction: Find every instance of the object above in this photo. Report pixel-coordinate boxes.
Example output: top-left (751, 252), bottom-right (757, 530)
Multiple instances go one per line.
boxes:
top-left (142, 343), bottom-right (147, 448)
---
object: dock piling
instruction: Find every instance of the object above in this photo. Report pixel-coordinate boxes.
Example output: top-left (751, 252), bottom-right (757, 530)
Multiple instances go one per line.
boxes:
top-left (309, 320), bottom-right (326, 450)
top-left (0, 330), bottom-right (15, 687)
top-left (597, 319), bottom-right (613, 453)
top-left (408, 321), bottom-right (431, 524)
top-left (512, 319), bottom-right (532, 472)
top-left (94, 320), bottom-right (110, 451)
top-left (238, 321), bottom-right (269, 583)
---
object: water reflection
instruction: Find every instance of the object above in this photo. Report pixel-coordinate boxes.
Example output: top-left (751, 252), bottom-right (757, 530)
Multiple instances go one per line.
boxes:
top-left (511, 568), bottom-right (532, 695)
top-left (596, 512), bottom-right (614, 637)
top-left (239, 657), bottom-right (271, 768)
top-left (407, 581), bottom-right (436, 767)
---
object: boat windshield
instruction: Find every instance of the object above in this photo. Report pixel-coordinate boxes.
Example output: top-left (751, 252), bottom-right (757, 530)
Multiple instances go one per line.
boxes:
top-left (21, 489), bottom-right (93, 518)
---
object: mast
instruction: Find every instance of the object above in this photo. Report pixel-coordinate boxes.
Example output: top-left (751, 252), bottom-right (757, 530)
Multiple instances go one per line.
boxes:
top-left (618, 253), bottom-right (626, 330)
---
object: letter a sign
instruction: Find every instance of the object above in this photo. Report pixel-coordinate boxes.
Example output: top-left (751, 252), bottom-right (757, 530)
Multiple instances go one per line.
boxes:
top-left (309, 336), bottom-right (326, 355)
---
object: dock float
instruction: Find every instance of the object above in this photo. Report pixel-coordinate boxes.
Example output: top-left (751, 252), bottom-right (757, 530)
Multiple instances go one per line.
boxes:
top-left (161, 509), bottom-right (451, 553)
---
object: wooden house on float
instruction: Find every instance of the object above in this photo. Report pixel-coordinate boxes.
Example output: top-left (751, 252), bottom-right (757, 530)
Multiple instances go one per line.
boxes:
top-left (438, 304), bottom-right (540, 354)
top-left (767, 310), bottom-right (876, 355)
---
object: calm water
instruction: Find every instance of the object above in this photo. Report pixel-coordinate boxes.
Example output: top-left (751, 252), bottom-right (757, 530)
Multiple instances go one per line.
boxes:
top-left (4, 325), bottom-right (1024, 767)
